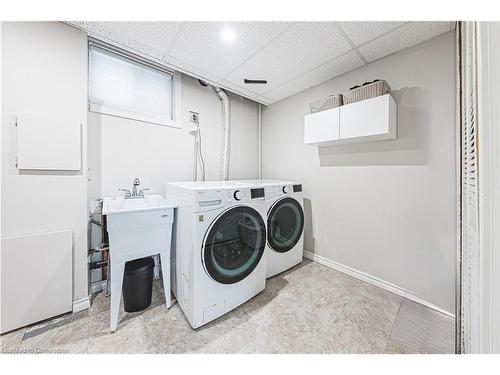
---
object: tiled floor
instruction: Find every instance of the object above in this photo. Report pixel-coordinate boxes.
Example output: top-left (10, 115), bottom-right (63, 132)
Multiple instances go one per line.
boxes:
top-left (0, 260), bottom-right (455, 354)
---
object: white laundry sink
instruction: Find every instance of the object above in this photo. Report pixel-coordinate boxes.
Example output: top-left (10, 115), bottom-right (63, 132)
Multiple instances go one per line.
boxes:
top-left (102, 194), bottom-right (177, 332)
top-left (102, 194), bottom-right (173, 215)
top-left (102, 194), bottom-right (177, 262)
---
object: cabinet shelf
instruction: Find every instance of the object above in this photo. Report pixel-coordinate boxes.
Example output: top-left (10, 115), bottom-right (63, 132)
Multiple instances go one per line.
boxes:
top-left (304, 94), bottom-right (397, 146)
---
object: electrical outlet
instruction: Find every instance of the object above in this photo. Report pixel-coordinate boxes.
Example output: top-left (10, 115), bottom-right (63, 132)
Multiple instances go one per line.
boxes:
top-left (189, 111), bottom-right (199, 123)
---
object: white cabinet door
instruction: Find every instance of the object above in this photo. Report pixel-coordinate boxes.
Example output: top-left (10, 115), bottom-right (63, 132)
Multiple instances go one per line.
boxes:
top-left (304, 107), bottom-right (340, 145)
top-left (339, 94), bottom-right (397, 141)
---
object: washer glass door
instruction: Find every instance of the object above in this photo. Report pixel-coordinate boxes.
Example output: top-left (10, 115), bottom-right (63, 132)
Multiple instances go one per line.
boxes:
top-left (268, 197), bottom-right (304, 253)
top-left (203, 206), bottom-right (266, 284)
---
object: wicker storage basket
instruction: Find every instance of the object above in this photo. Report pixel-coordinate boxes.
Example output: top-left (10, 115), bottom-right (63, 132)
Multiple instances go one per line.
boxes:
top-left (343, 80), bottom-right (391, 105)
top-left (310, 94), bottom-right (343, 114)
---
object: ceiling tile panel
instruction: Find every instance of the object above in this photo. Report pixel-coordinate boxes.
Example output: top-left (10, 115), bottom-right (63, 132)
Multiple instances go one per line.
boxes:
top-left (69, 21), bottom-right (454, 104)
top-left (98, 22), bottom-right (182, 54)
top-left (73, 21), bottom-right (180, 61)
top-left (338, 21), bottom-right (407, 46)
top-left (358, 22), bottom-right (453, 62)
top-left (262, 51), bottom-right (364, 102)
top-left (168, 22), bottom-right (293, 79)
top-left (224, 22), bottom-right (353, 95)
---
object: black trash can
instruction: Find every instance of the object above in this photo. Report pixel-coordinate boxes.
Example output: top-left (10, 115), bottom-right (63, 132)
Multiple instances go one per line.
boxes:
top-left (122, 257), bottom-right (154, 313)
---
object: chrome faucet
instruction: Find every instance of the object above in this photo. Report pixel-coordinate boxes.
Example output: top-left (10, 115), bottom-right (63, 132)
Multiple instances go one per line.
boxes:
top-left (119, 178), bottom-right (150, 199)
top-left (132, 178), bottom-right (140, 197)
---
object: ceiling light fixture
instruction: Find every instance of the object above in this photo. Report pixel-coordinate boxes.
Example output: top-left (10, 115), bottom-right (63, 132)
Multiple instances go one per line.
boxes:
top-left (221, 26), bottom-right (236, 43)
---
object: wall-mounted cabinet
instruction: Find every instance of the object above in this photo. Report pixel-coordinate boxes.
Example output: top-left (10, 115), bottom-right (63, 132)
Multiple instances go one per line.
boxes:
top-left (304, 94), bottom-right (397, 146)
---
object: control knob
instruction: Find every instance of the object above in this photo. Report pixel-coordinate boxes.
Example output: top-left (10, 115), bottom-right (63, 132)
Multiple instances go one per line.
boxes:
top-left (282, 185), bottom-right (289, 194)
top-left (233, 190), bottom-right (243, 200)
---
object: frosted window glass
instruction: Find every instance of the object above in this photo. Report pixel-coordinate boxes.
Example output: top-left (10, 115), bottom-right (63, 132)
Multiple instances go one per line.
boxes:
top-left (89, 45), bottom-right (173, 122)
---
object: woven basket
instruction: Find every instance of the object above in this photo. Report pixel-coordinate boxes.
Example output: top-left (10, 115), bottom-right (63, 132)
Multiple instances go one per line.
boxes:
top-left (310, 94), bottom-right (343, 114)
top-left (343, 80), bottom-right (391, 105)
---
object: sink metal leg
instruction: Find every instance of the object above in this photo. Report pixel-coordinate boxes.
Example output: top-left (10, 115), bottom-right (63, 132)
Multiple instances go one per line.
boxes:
top-left (110, 261), bottom-right (125, 332)
top-left (159, 252), bottom-right (171, 309)
top-left (153, 254), bottom-right (160, 280)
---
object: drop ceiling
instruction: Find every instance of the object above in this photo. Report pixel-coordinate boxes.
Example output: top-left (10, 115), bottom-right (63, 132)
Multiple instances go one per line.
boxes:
top-left (69, 21), bottom-right (455, 105)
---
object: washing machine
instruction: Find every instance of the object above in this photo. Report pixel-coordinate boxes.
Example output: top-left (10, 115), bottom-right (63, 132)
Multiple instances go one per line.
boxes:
top-left (234, 180), bottom-right (305, 278)
top-left (165, 181), bottom-right (268, 329)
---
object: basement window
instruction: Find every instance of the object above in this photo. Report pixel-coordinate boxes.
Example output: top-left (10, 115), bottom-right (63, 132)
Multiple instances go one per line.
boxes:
top-left (88, 43), bottom-right (180, 128)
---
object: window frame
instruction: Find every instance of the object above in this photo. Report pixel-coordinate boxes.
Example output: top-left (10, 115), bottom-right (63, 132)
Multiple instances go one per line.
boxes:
top-left (87, 39), bottom-right (181, 128)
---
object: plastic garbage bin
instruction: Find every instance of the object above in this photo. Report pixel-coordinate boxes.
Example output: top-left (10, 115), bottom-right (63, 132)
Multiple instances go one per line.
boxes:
top-left (122, 257), bottom-right (154, 312)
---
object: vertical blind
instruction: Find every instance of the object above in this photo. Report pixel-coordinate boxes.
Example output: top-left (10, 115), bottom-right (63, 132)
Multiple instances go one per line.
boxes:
top-left (89, 44), bottom-right (173, 124)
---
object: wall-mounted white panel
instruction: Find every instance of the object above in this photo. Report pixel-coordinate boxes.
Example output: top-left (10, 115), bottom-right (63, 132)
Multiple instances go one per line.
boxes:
top-left (339, 94), bottom-right (397, 141)
top-left (16, 113), bottom-right (81, 170)
top-left (304, 107), bottom-right (340, 145)
top-left (1, 230), bottom-right (73, 334)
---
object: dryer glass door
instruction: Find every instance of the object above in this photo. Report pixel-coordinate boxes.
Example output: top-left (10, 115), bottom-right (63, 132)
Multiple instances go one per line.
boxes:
top-left (203, 206), bottom-right (266, 284)
top-left (268, 197), bottom-right (304, 253)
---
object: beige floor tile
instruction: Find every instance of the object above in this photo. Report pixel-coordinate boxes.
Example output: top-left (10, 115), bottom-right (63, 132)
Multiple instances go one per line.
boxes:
top-left (19, 312), bottom-right (89, 354)
top-left (142, 303), bottom-right (192, 353)
top-left (385, 298), bottom-right (455, 354)
top-left (88, 310), bottom-right (154, 354)
top-left (89, 291), bottom-right (110, 316)
top-left (0, 327), bottom-right (26, 353)
top-left (326, 285), bottom-right (402, 353)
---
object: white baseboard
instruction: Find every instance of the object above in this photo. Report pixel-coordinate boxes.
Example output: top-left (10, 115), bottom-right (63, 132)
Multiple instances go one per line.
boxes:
top-left (303, 251), bottom-right (454, 318)
top-left (72, 296), bottom-right (90, 313)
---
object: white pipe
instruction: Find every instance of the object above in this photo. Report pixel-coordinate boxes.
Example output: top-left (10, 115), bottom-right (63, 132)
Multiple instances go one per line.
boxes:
top-left (192, 130), bottom-right (198, 181)
top-left (213, 86), bottom-right (231, 181)
top-left (258, 103), bottom-right (262, 179)
top-left (197, 128), bottom-right (206, 181)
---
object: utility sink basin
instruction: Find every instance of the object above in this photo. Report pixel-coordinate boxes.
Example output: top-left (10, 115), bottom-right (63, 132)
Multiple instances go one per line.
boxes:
top-left (102, 194), bottom-right (177, 332)
top-left (102, 194), bottom-right (174, 215)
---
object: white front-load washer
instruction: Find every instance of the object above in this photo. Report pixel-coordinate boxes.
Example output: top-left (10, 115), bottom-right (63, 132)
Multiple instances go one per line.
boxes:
top-left (234, 180), bottom-right (305, 278)
top-left (165, 181), bottom-right (267, 329)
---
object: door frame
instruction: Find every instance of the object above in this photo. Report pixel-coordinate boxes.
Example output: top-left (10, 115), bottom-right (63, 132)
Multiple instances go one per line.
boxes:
top-left (476, 21), bottom-right (500, 354)
top-left (457, 21), bottom-right (500, 354)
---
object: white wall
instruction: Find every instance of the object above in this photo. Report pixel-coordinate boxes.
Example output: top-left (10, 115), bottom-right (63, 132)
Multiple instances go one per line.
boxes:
top-left (262, 32), bottom-right (457, 313)
top-left (1, 22), bottom-right (88, 303)
top-left (88, 74), bottom-right (260, 198)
